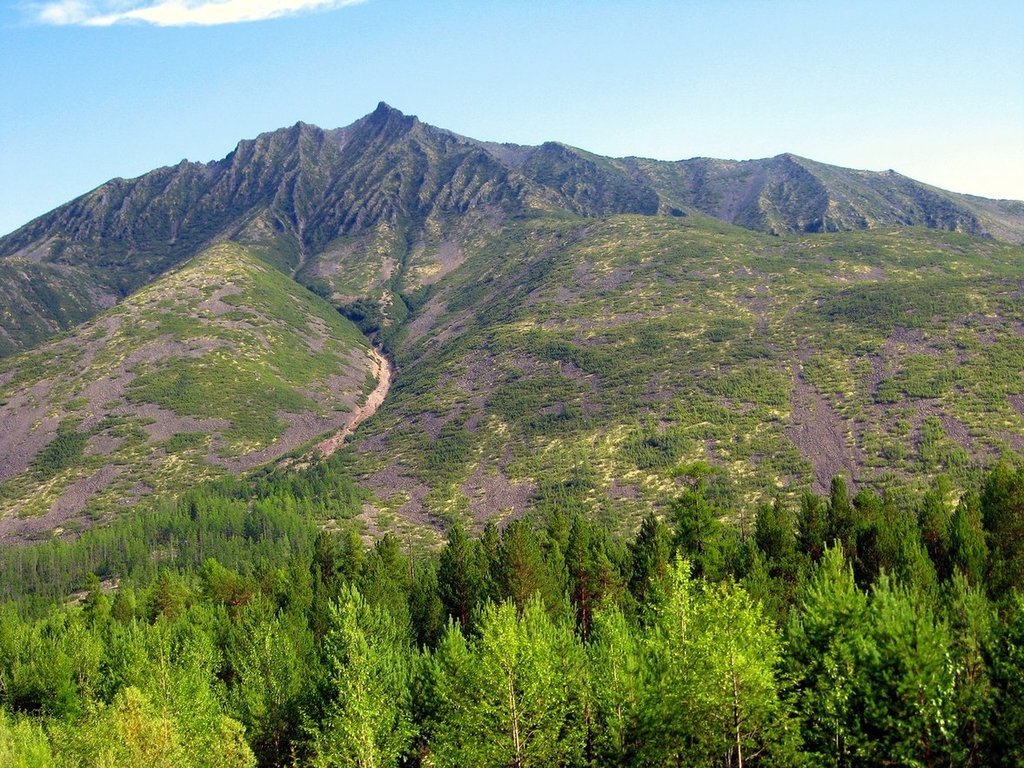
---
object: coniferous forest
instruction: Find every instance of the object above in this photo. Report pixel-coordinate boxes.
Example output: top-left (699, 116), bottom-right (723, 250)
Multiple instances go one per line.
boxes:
top-left (2, 451), bottom-right (1024, 767)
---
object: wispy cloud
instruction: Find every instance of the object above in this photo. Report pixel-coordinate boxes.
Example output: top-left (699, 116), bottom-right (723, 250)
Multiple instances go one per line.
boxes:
top-left (31, 0), bottom-right (367, 27)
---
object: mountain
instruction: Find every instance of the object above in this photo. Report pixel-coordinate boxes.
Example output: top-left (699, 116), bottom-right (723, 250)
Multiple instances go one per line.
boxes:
top-left (349, 216), bottom-right (1024, 541)
top-left (1, 104), bottom-right (1022, 543)
top-left (2, 103), bottom-right (1022, 357)
top-left (0, 242), bottom-right (377, 543)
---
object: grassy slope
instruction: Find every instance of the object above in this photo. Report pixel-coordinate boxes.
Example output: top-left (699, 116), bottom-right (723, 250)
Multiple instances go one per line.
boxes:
top-left (350, 214), bottom-right (1024, 539)
top-left (0, 243), bottom-right (375, 542)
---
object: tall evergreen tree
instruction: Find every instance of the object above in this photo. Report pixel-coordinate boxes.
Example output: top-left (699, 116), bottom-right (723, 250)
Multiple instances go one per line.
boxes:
top-left (918, 476), bottom-right (954, 578)
top-left (826, 477), bottom-right (858, 560)
top-left (942, 572), bottom-right (995, 767)
top-left (990, 593), bottom-right (1024, 768)
top-left (848, 576), bottom-right (957, 767)
top-left (980, 462), bottom-right (1024, 597)
top-left (565, 515), bottom-right (621, 638)
top-left (437, 521), bottom-right (486, 631)
top-left (225, 598), bottom-right (311, 767)
top-left (497, 520), bottom-right (561, 614)
top-left (670, 486), bottom-right (728, 580)
top-left (628, 513), bottom-right (670, 612)
top-left (796, 491), bottom-right (828, 562)
top-left (785, 545), bottom-right (865, 767)
top-left (948, 490), bottom-right (988, 586)
top-left (408, 560), bottom-right (445, 648)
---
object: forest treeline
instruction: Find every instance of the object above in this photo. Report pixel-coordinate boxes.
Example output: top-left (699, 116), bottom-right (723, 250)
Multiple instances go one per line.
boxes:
top-left (3, 457), bottom-right (1024, 766)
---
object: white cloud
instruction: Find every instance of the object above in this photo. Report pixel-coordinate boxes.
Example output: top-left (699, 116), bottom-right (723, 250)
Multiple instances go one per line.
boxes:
top-left (31, 0), bottom-right (367, 27)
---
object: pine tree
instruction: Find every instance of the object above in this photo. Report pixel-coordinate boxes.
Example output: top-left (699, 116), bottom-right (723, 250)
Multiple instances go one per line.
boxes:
top-left (990, 593), bottom-right (1024, 767)
top-left (918, 476), bottom-right (954, 578)
top-left (796, 491), bottom-right (827, 562)
top-left (565, 515), bottom-right (621, 638)
top-left (848, 576), bottom-right (957, 766)
top-left (628, 513), bottom-right (670, 612)
top-left (670, 485), bottom-right (727, 580)
top-left (409, 560), bottom-right (445, 648)
top-left (785, 545), bottom-right (865, 767)
top-left (497, 520), bottom-right (561, 614)
top-left (948, 490), bottom-right (988, 586)
top-left (437, 520), bottom-right (486, 631)
top-left (826, 477), bottom-right (858, 560)
top-left (226, 598), bottom-right (310, 767)
top-left (980, 463), bottom-right (1024, 597)
top-left (942, 572), bottom-right (994, 767)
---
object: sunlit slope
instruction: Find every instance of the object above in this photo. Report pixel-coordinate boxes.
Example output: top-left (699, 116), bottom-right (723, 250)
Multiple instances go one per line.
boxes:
top-left (353, 215), bottom-right (1024, 534)
top-left (0, 243), bottom-right (377, 542)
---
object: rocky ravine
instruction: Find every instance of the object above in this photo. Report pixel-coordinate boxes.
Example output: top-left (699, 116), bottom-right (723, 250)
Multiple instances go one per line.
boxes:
top-left (316, 347), bottom-right (393, 458)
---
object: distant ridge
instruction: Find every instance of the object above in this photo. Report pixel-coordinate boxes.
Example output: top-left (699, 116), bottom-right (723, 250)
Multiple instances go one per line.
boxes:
top-left (1, 104), bottom-right (1023, 541)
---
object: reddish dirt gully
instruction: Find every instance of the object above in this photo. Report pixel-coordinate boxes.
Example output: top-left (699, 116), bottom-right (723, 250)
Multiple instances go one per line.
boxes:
top-left (316, 346), bottom-right (392, 457)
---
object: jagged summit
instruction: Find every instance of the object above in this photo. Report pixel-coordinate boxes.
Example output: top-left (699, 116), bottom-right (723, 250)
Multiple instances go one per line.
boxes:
top-left (0, 103), bottom-right (1021, 356)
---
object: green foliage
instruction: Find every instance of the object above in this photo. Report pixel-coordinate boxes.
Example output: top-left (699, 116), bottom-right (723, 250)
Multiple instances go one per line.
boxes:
top-left (0, 462), bottom-right (1023, 766)
top-left (0, 709), bottom-right (51, 768)
top-left (785, 545), bottom-right (866, 766)
top-left (359, 214), bottom-right (1024, 531)
top-left (437, 521), bottom-right (486, 631)
top-left (980, 462), bottom-right (1024, 598)
top-left (848, 576), bottom-right (957, 765)
top-left (949, 490), bottom-right (988, 585)
top-left (588, 606), bottom-right (644, 765)
top-left (305, 587), bottom-right (415, 768)
top-left (0, 242), bottom-right (373, 522)
top-left (425, 598), bottom-right (586, 768)
top-left (628, 513), bottom-right (670, 610)
top-left (820, 278), bottom-right (976, 333)
top-left (127, 354), bottom-right (313, 447)
top-left (990, 594), bottom-right (1024, 767)
top-left (31, 420), bottom-right (87, 479)
top-left (642, 560), bottom-right (796, 767)
top-left (225, 600), bottom-right (312, 765)
top-left (0, 455), bottom-right (362, 604)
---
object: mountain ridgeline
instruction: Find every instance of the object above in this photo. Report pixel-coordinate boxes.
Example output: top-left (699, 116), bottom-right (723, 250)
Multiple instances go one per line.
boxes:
top-left (2, 102), bottom-right (1022, 356)
top-left (1, 103), bottom-right (1023, 546)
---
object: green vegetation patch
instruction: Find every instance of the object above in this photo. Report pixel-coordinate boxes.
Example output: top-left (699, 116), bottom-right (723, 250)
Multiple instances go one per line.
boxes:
top-left (31, 421), bottom-right (87, 479)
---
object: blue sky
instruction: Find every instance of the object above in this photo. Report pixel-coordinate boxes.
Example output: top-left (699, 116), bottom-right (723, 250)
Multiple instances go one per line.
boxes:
top-left (1, 0), bottom-right (1022, 236)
